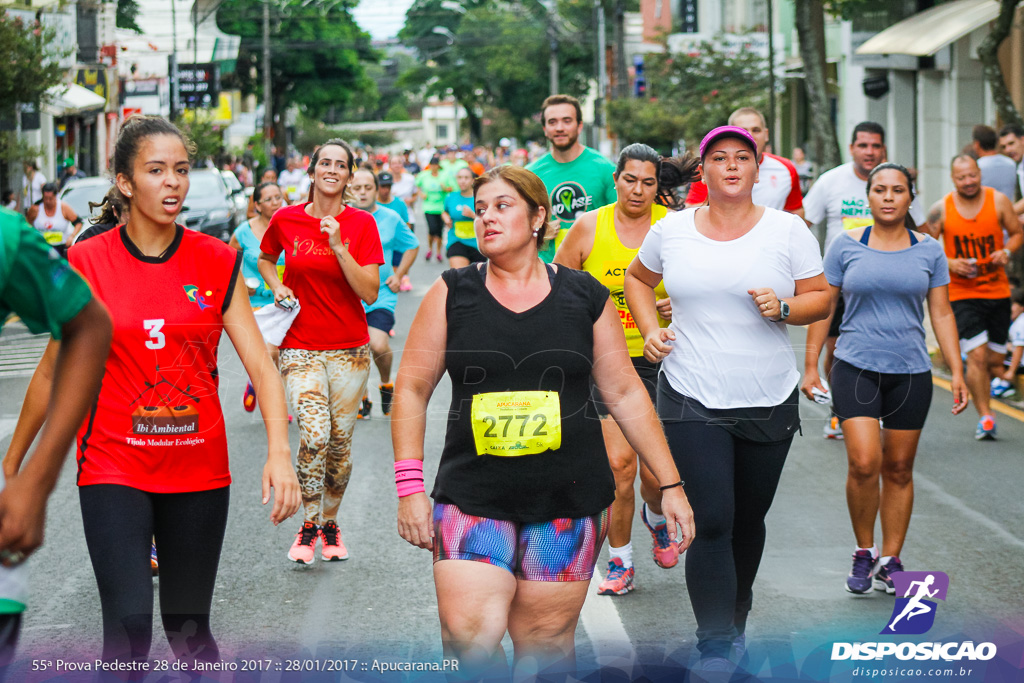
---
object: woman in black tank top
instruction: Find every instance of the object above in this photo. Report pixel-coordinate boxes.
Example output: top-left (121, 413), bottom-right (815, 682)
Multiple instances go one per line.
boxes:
top-left (391, 166), bottom-right (694, 678)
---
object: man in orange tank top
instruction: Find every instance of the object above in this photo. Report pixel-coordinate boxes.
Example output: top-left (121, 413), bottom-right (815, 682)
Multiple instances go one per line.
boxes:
top-left (926, 154), bottom-right (1022, 440)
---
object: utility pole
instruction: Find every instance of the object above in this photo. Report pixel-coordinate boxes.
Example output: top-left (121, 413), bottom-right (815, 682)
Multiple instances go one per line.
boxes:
top-left (263, 0), bottom-right (272, 162)
top-left (767, 0), bottom-right (776, 137)
top-left (613, 0), bottom-right (627, 99)
top-left (544, 1), bottom-right (559, 95)
top-left (596, 0), bottom-right (606, 127)
top-left (170, 0), bottom-right (180, 118)
top-left (192, 2), bottom-right (199, 114)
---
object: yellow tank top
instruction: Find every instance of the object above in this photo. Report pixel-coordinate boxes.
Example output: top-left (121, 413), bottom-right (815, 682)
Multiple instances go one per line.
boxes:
top-left (583, 203), bottom-right (670, 357)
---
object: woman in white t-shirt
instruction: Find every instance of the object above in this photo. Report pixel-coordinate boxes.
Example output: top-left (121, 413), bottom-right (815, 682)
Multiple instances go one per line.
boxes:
top-left (624, 126), bottom-right (830, 673)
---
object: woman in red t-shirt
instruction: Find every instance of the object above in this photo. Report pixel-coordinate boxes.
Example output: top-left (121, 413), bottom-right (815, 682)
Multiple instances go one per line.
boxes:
top-left (58, 116), bottom-right (299, 665)
top-left (258, 139), bottom-right (384, 564)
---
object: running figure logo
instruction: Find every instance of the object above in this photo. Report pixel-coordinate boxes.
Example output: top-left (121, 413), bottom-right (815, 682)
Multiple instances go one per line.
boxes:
top-left (881, 571), bottom-right (950, 635)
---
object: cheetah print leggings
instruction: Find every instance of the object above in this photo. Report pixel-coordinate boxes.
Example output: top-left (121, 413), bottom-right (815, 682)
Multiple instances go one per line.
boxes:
top-left (279, 346), bottom-right (371, 524)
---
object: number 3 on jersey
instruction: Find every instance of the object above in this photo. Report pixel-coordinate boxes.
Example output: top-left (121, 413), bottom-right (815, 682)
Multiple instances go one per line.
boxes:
top-left (144, 319), bottom-right (166, 350)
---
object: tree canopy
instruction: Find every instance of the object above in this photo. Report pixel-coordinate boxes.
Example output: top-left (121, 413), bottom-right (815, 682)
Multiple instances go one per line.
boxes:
top-left (216, 0), bottom-right (378, 140)
top-left (607, 40), bottom-right (770, 151)
top-left (0, 12), bottom-right (69, 117)
top-left (399, 0), bottom-right (599, 142)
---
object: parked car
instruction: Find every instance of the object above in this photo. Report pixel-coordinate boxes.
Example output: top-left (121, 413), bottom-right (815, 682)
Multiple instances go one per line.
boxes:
top-left (220, 170), bottom-right (249, 225)
top-left (180, 169), bottom-right (240, 242)
top-left (59, 176), bottom-right (113, 224)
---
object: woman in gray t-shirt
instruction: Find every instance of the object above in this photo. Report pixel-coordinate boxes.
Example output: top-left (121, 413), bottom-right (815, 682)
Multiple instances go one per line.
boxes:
top-left (802, 163), bottom-right (968, 597)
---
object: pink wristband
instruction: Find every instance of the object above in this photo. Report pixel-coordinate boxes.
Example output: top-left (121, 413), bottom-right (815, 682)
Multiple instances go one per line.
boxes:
top-left (395, 459), bottom-right (425, 498)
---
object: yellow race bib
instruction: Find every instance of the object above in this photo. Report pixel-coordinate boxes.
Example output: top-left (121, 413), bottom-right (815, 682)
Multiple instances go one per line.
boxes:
top-left (453, 220), bottom-right (475, 240)
top-left (471, 391), bottom-right (561, 456)
top-left (276, 264), bottom-right (285, 280)
top-left (43, 231), bottom-right (64, 246)
top-left (842, 217), bottom-right (873, 231)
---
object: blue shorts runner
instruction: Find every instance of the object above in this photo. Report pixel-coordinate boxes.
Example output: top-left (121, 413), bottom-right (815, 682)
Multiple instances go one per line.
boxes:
top-left (432, 502), bottom-right (609, 581)
top-left (365, 308), bottom-right (395, 335)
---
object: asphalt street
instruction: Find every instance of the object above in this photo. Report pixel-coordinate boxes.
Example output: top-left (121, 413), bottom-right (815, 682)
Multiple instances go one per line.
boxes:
top-left (1, 241), bottom-right (1023, 682)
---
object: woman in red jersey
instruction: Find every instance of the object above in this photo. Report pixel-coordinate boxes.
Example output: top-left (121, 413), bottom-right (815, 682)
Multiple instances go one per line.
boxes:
top-left (63, 116), bottom-right (300, 665)
top-left (258, 139), bottom-right (384, 565)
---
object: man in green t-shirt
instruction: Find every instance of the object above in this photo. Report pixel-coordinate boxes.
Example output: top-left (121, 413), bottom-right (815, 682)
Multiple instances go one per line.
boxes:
top-left (0, 208), bottom-right (110, 662)
top-left (527, 94), bottom-right (617, 262)
top-left (415, 157), bottom-right (453, 262)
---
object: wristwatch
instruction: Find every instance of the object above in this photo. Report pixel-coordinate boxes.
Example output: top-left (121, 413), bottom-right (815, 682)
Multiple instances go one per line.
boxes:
top-left (777, 300), bottom-right (790, 321)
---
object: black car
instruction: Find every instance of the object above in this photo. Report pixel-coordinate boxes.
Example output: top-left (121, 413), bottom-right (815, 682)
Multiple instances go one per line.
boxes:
top-left (180, 169), bottom-right (241, 242)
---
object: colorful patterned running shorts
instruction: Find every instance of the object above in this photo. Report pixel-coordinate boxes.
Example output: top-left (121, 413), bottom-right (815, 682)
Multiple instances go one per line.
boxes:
top-left (432, 502), bottom-right (609, 581)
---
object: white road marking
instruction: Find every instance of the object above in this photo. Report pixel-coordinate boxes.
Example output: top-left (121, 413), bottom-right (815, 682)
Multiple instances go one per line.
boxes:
top-left (803, 397), bottom-right (1024, 549)
top-left (579, 569), bottom-right (636, 674)
top-left (914, 473), bottom-right (1024, 550)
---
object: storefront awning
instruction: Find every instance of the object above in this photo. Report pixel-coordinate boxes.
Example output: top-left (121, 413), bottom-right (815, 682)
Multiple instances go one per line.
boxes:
top-left (856, 0), bottom-right (1000, 57)
top-left (43, 83), bottom-right (107, 116)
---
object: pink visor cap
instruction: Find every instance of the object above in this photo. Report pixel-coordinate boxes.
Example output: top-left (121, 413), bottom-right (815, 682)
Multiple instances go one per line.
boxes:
top-left (699, 126), bottom-right (757, 158)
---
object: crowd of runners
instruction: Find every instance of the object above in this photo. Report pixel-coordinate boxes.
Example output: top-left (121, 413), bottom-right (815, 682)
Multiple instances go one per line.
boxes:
top-left (1, 91), bottom-right (1024, 680)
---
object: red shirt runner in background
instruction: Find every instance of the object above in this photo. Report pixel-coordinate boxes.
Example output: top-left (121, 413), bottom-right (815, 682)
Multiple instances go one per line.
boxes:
top-left (686, 152), bottom-right (803, 212)
top-left (261, 203), bottom-right (384, 350)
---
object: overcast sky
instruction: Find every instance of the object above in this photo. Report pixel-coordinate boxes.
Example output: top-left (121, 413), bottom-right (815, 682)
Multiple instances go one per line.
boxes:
top-left (353, 0), bottom-right (415, 40)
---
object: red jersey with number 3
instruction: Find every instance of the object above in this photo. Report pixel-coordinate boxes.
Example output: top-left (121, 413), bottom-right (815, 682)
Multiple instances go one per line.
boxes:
top-left (68, 225), bottom-right (242, 492)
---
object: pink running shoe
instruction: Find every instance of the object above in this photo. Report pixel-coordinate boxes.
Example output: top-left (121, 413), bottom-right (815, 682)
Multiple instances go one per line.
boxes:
top-left (288, 521), bottom-right (318, 565)
top-left (596, 558), bottom-right (635, 595)
top-left (399, 275), bottom-right (413, 292)
top-left (642, 503), bottom-right (679, 568)
top-left (425, 250), bottom-right (433, 261)
top-left (319, 520), bottom-right (349, 561)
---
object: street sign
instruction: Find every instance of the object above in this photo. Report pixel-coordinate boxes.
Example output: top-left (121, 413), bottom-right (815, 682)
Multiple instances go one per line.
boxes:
top-left (177, 62), bottom-right (220, 109)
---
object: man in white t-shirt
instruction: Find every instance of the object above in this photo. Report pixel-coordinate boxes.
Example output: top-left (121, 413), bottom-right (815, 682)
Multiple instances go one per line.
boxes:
top-left (416, 143), bottom-right (436, 172)
top-left (802, 121), bottom-right (926, 439)
top-left (277, 157), bottom-right (308, 203)
top-left (21, 162), bottom-right (46, 213)
top-left (388, 157), bottom-right (417, 227)
top-left (997, 124), bottom-right (1024, 210)
top-left (973, 125), bottom-right (1018, 203)
top-left (684, 107), bottom-right (805, 216)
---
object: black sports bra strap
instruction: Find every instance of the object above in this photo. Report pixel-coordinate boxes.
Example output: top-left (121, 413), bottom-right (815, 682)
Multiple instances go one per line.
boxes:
top-left (859, 226), bottom-right (872, 245)
top-left (907, 228), bottom-right (919, 246)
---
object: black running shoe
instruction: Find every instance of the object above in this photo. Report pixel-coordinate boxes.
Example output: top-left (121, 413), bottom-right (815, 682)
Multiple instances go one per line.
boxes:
top-left (357, 396), bottom-right (372, 419)
top-left (379, 383), bottom-right (394, 416)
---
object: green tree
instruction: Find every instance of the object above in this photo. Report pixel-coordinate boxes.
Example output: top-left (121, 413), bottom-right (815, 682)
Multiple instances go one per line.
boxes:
top-left (116, 0), bottom-right (142, 33)
top-left (399, 0), bottom-right (599, 142)
top-left (173, 113), bottom-right (224, 166)
top-left (0, 11), bottom-right (70, 118)
top-left (216, 0), bottom-right (378, 146)
top-left (607, 40), bottom-right (770, 150)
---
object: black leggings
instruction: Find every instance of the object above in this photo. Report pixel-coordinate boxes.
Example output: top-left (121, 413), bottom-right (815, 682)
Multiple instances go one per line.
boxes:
top-left (662, 420), bottom-right (791, 660)
top-left (0, 614), bottom-right (20, 681)
top-left (79, 485), bottom-right (229, 665)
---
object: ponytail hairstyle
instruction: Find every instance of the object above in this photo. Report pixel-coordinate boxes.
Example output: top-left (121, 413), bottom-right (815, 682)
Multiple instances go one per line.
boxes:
top-left (112, 115), bottom-right (194, 213)
top-left (866, 162), bottom-right (917, 230)
top-left (615, 143), bottom-right (700, 210)
top-left (306, 138), bottom-right (356, 204)
top-left (88, 185), bottom-right (128, 226)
